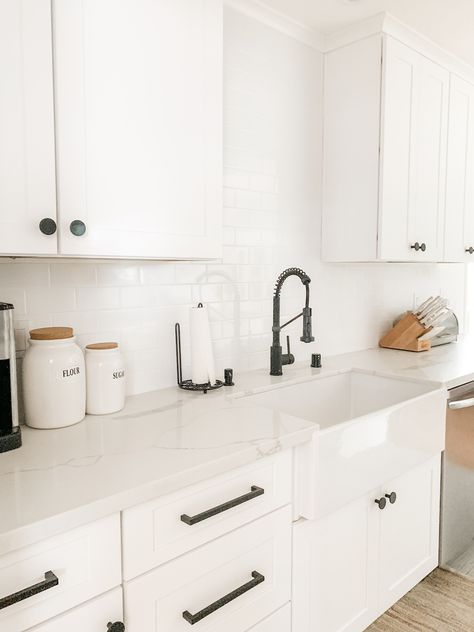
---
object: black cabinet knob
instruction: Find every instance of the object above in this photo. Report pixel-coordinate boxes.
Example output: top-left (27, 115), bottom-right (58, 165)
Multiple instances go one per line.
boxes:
top-left (385, 492), bottom-right (397, 504)
top-left (466, 247), bottom-right (474, 254)
top-left (107, 623), bottom-right (125, 632)
top-left (411, 242), bottom-right (426, 252)
top-left (39, 218), bottom-right (57, 235)
top-left (70, 220), bottom-right (86, 236)
top-left (375, 497), bottom-right (387, 510)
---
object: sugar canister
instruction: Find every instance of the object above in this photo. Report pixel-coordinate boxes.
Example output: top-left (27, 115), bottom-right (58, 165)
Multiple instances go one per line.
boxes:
top-left (23, 327), bottom-right (86, 429)
top-left (85, 342), bottom-right (125, 415)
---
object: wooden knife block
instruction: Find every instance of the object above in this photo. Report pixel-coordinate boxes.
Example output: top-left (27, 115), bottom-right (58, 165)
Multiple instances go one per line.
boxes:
top-left (379, 312), bottom-right (431, 352)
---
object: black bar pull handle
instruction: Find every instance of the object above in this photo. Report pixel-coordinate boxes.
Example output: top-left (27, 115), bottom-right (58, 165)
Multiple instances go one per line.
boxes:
top-left (0, 571), bottom-right (59, 610)
top-left (181, 486), bottom-right (264, 526)
top-left (182, 570), bottom-right (265, 625)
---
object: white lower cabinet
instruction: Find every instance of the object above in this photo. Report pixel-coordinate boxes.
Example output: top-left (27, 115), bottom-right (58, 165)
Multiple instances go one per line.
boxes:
top-left (292, 456), bottom-right (441, 632)
top-left (26, 589), bottom-right (123, 632)
top-left (124, 506), bottom-right (292, 632)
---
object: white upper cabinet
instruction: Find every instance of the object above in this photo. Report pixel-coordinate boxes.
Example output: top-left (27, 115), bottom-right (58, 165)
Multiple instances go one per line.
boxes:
top-left (380, 37), bottom-right (449, 262)
top-left (0, 0), bottom-right (57, 255)
top-left (323, 34), bottom-right (449, 262)
top-left (444, 75), bottom-right (474, 262)
top-left (53, 0), bottom-right (223, 259)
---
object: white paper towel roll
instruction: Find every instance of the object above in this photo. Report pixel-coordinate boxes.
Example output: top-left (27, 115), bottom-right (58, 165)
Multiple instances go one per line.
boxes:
top-left (190, 304), bottom-right (216, 385)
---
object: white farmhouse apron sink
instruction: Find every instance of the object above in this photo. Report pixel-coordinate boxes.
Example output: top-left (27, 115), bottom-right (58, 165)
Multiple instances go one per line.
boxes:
top-left (237, 370), bottom-right (446, 518)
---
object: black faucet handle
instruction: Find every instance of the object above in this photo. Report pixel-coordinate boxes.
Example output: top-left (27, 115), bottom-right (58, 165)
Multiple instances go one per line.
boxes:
top-left (286, 335), bottom-right (291, 355)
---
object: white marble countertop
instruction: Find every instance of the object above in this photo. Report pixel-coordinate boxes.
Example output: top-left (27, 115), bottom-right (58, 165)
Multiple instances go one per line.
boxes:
top-left (1, 337), bottom-right (472, 554)
top-left (0, 378), bottom-right (317, 554)
top-left (322, 337), bottom-right (474, 390)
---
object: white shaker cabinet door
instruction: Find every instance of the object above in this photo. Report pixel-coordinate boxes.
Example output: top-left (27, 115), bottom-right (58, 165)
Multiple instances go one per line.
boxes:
top-left (292, 495), bottom-right (378, 632)
top-left (53, 0), bottom-right (222, 260)
top-left (0, 0), bottom-right (57, 255)
top-left (445, 75), bottom-right (474, 262)
top-left (379, 36), bottom-right (448, 262)
top-left (378, 456), bottom-right (441, 615)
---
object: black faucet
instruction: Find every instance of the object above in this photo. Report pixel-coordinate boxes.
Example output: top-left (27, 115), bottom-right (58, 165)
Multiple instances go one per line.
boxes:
top-left (270, 268), bottom-right (314, 376)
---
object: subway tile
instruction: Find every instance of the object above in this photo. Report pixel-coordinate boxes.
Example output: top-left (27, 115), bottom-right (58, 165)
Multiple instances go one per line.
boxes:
top-left (0, 288), bottom-right (26, 315)
top-left (26, 287), bottom-right (76, 314)
top-left (0, 263), bottom-right (50, 286)
top-left (97, 264), bottom-right (141, 286)
top-left (175, 264), bottom-right (207, 284)
top-left (120, 286), bottom-right (154, 308)
top-left (224, 169), bottom-right (250, 189)
top-left (192, 284), bottom-right (223, 304)
top-left (76, 287), bottom-right (120, 310)
top-left (249, 174), bottom-right (275, 193)
top-left (51, 263), bottom-right (97, 287)
top-left (140, 263), bottom-right (175, 285)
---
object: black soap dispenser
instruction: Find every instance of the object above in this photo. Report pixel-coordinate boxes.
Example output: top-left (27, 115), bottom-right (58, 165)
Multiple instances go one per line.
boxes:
top-left (0, 303), bottom-right (22, 452)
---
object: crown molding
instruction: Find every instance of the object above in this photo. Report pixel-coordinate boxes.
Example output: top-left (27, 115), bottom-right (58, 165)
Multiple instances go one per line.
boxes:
top-left (224, 0), bottom-right (325, 51)
top-left (324, 11), bottom-right (474, 83)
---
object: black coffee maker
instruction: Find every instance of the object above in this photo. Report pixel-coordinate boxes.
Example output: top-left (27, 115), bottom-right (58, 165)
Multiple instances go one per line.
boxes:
top-left (0, 303), bottom-right (21, 452)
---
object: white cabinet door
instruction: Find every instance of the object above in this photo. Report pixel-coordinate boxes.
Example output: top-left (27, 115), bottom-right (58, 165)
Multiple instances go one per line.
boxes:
top-left (378, 456), bottom-right (441, 615)
top-left (292, 495), bottom-right (378, 632)
top-left (380, 36), bottom-right (449, 262)
top-left (445, 75), bottom-right (474, 262)
top-left (53, 0), bottom-right (222, 260)
top-left (292, 456), bottom-right (442, 632)
top-left (27, 589), bottom-right (123, 632)
top-left (0, 0), bottom-right (57, 255)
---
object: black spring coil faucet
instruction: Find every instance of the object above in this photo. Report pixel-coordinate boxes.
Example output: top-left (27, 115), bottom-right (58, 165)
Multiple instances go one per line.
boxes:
top-left (270, 268), bottom-right (314, 376)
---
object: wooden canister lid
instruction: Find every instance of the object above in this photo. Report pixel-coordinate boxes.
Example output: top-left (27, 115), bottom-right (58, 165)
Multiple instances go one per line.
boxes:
top-left (30, 327), bottom-right (74, 340)
top-left (86, 342), bottom-right (118, 350)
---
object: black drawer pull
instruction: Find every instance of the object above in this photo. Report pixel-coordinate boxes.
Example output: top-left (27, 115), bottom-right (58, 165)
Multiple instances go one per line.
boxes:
top-left (0, 571), bottom-right (59, 610)
top-left (107, 623), bottom-right (125, 632)
top-left (182, 570), bottom-right (265, 625)
top-left (180, 486), bottom-right (264, 526)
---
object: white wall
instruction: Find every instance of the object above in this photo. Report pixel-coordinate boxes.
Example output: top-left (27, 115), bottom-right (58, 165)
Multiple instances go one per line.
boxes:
top-left (0, 7), bottom-right (467, 398)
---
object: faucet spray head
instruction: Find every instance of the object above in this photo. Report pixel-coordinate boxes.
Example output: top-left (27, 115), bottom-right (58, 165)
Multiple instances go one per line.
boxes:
top-left (300, 306), bottom-right (314, 343)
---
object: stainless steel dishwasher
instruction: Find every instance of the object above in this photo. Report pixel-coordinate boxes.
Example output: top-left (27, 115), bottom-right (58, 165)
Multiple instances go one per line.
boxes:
top-left (440, 381), bottom-right (474, 579)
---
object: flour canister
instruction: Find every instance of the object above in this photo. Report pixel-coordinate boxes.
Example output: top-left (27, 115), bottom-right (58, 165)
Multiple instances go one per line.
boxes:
top-left (85, 342), bottom-right (125, 415)
top-left (23, 327), bottom-right (86, 429)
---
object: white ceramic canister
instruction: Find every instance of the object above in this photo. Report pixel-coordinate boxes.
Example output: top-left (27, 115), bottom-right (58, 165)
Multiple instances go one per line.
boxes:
top-left (23, 327), bottom-right (86, 429)
top-left (85, 342), bottom-right (125, 415)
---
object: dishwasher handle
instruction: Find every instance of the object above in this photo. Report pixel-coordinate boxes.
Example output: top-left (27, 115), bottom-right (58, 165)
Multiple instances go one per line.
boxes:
top-left (448, 397), bottom-right (474, 410)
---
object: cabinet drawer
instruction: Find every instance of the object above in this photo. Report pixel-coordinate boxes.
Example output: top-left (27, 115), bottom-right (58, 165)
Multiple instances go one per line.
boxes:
top-left (27, 588), bottom-right (123, 632)
top-left (124, 506), bottom-right (292, 632)
top-left (122, 451), bottom-right (292, 579)
top-left (0, 514), bottom-right (121, 632)
top-left (248, 604), bottom-right (291, 631)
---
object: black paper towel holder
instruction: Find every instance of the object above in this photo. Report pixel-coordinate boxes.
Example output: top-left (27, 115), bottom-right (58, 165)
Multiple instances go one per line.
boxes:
top-left (175, 322), bottom-right (226, 394)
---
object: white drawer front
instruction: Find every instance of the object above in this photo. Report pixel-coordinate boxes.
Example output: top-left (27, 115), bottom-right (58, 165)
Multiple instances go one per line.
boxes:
top-left (124, 505), bottom-right (292, 632)
top-left (0, 514), bottom-right (121, 632)
top-left (27, 588), bottom-right (123, 632)
top-left (122, 451), bottom-right (292, 579)
top-left (248, 604), bottom-right (291, 631)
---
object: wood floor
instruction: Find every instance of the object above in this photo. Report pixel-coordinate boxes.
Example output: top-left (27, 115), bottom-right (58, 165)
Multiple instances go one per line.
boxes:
top-left (367, 568), bottom-right (474, 631)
